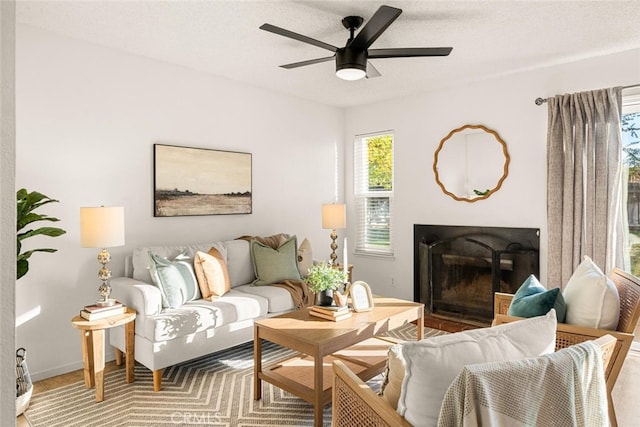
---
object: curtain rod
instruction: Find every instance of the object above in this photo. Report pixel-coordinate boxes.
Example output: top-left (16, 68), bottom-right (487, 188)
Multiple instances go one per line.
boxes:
top-left (534, 83), bottom-right (640, 105)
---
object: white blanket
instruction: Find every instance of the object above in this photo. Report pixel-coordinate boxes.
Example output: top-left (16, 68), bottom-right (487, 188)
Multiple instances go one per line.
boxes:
top-left (437, 341), bottom-right (609, 427)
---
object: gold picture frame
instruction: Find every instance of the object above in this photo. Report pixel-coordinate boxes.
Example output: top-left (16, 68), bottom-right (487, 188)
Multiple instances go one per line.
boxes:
top-left (346, 281), bottom-right (374, 312)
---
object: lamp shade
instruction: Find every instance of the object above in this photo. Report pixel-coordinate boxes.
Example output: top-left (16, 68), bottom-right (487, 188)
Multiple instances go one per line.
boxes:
top-left (322, 204), bottom-right (346, 229)
top-left (80, 206), bottom-right (125, 248)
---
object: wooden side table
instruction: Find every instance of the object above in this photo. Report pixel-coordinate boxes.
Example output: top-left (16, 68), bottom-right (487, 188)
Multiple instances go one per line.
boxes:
top-left (71, 307), bottom-right (136, 402)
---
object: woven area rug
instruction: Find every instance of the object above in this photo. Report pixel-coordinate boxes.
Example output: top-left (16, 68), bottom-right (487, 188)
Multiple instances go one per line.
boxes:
top-left (24, 324), bottom-right (445, 427)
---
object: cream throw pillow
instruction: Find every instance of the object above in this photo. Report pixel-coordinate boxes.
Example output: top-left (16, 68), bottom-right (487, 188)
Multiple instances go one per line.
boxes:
top-left (194, 247), bottom-right (231, 299)
top-left (380, 344), bottom-right (405, 410)
top-left (393, 310), bottom-right (557, 426)
top-left (563, 255), bottom-right (620, 329)
top-left (297, 238), bottom-right (313, 277)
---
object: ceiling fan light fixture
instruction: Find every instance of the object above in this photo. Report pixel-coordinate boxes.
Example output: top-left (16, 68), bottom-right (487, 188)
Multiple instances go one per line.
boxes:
top-left (335, 48), bottom-right (367, 81)
top-left (336, 67), bottom-right (366, 81)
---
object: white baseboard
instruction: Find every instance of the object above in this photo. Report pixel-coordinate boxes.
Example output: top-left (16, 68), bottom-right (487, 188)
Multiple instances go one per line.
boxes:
top-left (631, 341), bottom-right (640, 353)
top-left (30, 361), bottom-right (85, 383)
top-left (30, 350), bottom-right (117, 382)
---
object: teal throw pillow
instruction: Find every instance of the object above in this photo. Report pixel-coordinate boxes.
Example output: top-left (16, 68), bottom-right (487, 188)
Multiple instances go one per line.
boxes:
top-left (251, 235), bottom-right (302, 286)
top-left (507, 275), bottom-right (566, 322)
top-left (148, 251), bottom-right (201, 308)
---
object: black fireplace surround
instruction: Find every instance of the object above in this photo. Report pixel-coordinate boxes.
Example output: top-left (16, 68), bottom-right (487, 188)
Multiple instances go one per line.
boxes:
top-left (414, 225), bottom-right (540, 324)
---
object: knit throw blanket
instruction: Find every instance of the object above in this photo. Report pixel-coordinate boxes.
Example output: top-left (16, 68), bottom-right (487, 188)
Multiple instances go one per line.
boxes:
top-left (437, 341), bottom-right (609, 427)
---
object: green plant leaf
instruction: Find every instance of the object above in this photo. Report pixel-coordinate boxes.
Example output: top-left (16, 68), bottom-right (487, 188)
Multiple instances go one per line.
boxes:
top-left (18, 212), bottom-right (61, 231)
top-left (17, 259), bottom-right (29, 280)
top-left (16, 189), bottom-right (66, 280)
top-left (304, 261), bottom-right (348, 292)
top-left (18, 248), bottom-right (58, 261)
top-left (17, 190), bottom-right (56, 220)
top-left (18, 226), bottom-right (66, 242)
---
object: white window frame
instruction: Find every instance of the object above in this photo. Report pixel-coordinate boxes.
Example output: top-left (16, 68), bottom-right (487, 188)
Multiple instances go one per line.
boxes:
top-left (354, 131), bottom-right (394, 257)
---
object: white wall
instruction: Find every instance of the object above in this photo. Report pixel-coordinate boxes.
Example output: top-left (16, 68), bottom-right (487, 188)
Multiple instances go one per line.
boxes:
top-left (344, 49), bottom-right (640, 301)
top-left (15, 25), bottom-right (345, 380)
top-left (1, 1), bottom-right (16, 424)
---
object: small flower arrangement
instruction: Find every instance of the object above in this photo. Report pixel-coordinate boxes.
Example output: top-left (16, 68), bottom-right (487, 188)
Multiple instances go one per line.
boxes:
top-left (304, 261), bottom-right (348, 293)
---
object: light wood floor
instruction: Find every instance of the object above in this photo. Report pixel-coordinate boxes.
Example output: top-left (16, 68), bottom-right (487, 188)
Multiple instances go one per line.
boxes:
top-left (612, 347), bottom-right (640, 426)
top-left (17, 345), bottom-right (640, 426)
top-left (16, 361), bottom-right (122, 427)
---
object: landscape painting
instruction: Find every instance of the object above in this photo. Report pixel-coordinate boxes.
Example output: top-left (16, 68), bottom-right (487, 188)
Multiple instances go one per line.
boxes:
top-left (154, 144), bottom-right (252, 216)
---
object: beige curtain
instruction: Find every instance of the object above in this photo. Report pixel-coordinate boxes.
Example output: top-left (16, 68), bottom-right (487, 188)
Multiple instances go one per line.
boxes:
top-left (547, 87), bottom-right (625, 288)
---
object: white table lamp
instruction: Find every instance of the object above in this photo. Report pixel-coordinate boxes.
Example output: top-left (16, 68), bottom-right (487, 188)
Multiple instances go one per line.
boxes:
top-left (80, 206), bottom-right (125, 306)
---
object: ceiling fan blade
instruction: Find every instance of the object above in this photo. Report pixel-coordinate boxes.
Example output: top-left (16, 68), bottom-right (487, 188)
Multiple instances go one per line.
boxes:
top-left (280, 56), bottom-right (335, 69)
top-left (349, 5), bottom-right (402, 51)
top-left (366, 61), bottom-right (381, 79)
top-left (260, 23), bottom-right (338, 53)
top-left (368, 47), bottom-right (453, 58)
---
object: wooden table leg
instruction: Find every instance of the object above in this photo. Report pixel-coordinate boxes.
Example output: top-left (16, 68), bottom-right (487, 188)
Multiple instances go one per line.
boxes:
top-left (417, 307), bottom-right (425, 341)
top-left (92, 328), bottom-right (105, 402)
top-left (253, 325), bottom-right (262, 400)
top-left (313, 354), bottom-right (323, 427)
top-left (125, 321), bottom-right (135, 383)
top-left (80, 330), bottom-right (95, 388)
top-left (114, 348), bottom-right (123, 366)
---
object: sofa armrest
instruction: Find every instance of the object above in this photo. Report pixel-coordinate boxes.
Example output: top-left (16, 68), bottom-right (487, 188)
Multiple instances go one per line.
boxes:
top-left (110, 277), bottom-right (163, 317)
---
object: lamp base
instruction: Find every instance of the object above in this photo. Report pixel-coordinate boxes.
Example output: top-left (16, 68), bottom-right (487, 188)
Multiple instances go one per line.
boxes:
top-left (97, 281), bottom-right (113, 306)
top-left (95, 298), bottom-right (117, 307)
top-left (329, 229), bottom-right (338, 266)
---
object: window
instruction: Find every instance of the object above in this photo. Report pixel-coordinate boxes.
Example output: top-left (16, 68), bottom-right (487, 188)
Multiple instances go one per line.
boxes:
top-left (354, 132), bottom-right (394, 256)
top-left (622, 93), bottom-right (640, 275)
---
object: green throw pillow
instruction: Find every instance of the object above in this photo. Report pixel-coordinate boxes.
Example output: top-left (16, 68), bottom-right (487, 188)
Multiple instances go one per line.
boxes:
top-left (251, 235), bottom-right (302, 286)
top-left (148, 251), bottom-right (200, 308)
top-left (507, 275), bottom-right (566, 322)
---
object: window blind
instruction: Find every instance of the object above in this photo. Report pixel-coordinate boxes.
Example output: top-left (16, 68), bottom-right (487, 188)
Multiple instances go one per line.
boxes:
top-left (354, 132), bottom-right (394, 256)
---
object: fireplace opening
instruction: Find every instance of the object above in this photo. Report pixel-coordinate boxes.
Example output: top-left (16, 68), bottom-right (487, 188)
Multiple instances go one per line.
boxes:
top-left (414, 225), bottom-right (539, 325)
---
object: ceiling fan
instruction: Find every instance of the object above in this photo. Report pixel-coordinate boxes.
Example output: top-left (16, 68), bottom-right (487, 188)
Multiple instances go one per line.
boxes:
top-left (259, 5), bottom-right (452, 81)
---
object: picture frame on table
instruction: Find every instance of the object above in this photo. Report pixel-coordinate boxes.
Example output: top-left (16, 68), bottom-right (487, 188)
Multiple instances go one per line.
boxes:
top-left (347, 281), bottom-right (374, 312)
top-left (153, 144), bottom-right (252, 217)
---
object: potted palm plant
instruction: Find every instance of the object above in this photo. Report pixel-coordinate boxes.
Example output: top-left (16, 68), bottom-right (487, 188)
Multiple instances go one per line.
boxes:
top-left (16, 188), bottom-right (66, 416)
top-left (304, 262), bottom-right (348, 306)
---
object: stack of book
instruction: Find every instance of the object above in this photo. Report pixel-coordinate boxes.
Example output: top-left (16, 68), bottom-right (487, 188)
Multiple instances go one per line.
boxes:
top-left (309, 305), bottom-right (351, 321)
top-left (80, 301), bottom-right (126, 321)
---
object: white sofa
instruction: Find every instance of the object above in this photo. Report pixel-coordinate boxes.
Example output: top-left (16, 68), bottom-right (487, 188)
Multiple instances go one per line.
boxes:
top-left (109, 238), bottom-right (299, 391)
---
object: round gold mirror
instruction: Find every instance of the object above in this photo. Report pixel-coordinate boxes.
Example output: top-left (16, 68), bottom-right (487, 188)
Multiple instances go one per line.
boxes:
top-left (433, 124), bottom-right (510, 202)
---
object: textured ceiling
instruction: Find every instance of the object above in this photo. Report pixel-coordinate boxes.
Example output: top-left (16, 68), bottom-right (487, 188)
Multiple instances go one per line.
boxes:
top-left (16, 0), bottom-right (640, 108)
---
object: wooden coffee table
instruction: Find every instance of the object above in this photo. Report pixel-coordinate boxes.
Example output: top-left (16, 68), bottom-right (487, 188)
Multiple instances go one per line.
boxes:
top-left (253, 296), bottom-right (424, 427)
